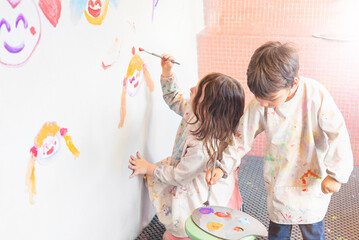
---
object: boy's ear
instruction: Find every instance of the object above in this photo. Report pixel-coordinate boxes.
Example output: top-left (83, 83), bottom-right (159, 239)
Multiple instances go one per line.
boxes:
top-left (291, 77), bottom-right (300, 90)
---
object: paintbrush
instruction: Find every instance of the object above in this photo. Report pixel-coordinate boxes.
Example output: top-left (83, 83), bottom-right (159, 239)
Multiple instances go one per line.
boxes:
top-left (138, 48), bottom-right (180, 65)
top-left (203, 156), bottom-right (217, 207)
top-left (203, 142), bottom-right (228, 207)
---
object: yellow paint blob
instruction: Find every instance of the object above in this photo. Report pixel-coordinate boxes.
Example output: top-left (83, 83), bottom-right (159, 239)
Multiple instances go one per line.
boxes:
top-left (35, 122), bottom-right (60, 147)
top-left (207, 222), bottom-right (223, 231)
top-left (126, 54), bottom-right (144, 78)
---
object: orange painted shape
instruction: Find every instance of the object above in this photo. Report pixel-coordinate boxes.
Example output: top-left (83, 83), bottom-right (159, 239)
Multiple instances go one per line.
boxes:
top-left (63, 135), bottom-right (80, 158)
top-left (233, 227), bottom-right (244, 232)
top-left (25, 155), bottom-right (37, 205)
top-left (300, 169), bottom-right (321, 183)
top-left (207, 222), bottom-right (223, 231)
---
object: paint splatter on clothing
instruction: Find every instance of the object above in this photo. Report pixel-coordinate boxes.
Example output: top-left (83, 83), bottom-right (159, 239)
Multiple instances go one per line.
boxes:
top-left (146, 75), bottom-right (243, 237)
top-left (221, 77), bottom-right (353, 224)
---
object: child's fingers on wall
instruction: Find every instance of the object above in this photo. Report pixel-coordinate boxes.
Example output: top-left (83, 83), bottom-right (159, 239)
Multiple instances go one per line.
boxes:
top-left (129, 171), bottom-right (137, 178)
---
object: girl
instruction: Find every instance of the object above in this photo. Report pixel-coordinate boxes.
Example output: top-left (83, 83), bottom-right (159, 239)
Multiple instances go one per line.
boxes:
top-left (128, 54), bottom-right (245, 239)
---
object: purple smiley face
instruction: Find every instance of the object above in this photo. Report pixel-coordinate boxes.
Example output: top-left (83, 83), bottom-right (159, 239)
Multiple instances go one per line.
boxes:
top-left (0, 0), bottom-right (41, 66)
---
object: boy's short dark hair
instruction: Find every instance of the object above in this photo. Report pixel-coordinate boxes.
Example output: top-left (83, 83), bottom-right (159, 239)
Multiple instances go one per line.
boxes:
top-left (247, 41), bottom-right (299, 99)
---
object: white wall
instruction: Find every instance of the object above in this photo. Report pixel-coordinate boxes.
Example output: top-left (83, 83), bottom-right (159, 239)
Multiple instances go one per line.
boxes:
top-left (0, 0), bottom-right (203, 239)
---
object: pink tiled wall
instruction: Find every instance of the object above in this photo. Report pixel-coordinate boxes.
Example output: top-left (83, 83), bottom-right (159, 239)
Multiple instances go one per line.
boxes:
top-left (198, 0), bottom-right (359, 165)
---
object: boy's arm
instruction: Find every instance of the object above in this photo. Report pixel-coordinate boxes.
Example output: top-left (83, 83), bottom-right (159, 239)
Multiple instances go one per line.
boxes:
top-left (208, 100), bottom-right (265, 184)
top-left (161, 74), bottom-right (190, 116)
top-left (319, 90), bottom-right (353, 184)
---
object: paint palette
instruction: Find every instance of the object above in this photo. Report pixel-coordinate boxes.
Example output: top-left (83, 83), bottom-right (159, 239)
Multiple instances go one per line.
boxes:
top-left (191, 206), bottom-right (267, 239)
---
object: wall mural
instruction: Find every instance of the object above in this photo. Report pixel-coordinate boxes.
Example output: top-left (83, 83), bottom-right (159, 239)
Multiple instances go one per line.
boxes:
top-left (0, 0), bottom-right (61, 67)
top-left (25, 122), bottom-right (80, 204)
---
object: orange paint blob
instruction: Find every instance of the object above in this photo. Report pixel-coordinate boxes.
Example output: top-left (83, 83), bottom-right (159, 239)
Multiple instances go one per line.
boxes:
top-left (233, 227), bottom-right (244, 232)
top-left (63, 135), bottom-right (80, 158)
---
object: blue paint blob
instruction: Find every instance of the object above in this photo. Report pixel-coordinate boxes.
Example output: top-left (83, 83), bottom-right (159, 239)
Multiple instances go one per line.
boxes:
top-left (238, 218), bottom-right (250, 224)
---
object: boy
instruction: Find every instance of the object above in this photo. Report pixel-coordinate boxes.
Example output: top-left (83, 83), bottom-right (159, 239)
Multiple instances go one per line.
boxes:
top-left (207, 41), bottom-right (353, 239)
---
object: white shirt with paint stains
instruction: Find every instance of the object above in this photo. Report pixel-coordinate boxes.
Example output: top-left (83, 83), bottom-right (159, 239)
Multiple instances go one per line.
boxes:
top-left (223, 77), bottom-right (353, 224)
top-left (146, 75), bottom-right (242, 237)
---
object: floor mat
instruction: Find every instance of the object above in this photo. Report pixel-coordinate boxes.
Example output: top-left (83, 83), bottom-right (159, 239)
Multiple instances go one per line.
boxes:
top-left (136, 156), bottom-right (359, 240)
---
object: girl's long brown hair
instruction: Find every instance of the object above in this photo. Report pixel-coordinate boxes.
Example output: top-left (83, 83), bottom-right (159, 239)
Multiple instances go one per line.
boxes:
top-left (191, 73), bottom-right (245, 165)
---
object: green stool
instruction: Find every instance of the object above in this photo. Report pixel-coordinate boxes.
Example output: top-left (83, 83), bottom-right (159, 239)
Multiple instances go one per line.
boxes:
top-left (185, 216), bottom-right (256, 240)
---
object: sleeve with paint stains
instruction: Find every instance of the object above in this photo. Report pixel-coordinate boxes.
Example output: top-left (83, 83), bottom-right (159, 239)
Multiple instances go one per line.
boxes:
top-left (218, 99), bottom-right (265, 174)
top-left (318, 89), bottom-right (353, 183)
top-left (161, 74), bottom-right (190, 117)
top-left (215, 143), bottom-right (240, 179)
top-left (154, 138), bottom-right (206, 187)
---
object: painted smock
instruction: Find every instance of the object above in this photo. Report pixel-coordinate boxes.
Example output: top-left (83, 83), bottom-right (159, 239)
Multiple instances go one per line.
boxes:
top-left (222, 77), bottom-right (353, 224)
top-left (146, 75), bottom-right (242, 237)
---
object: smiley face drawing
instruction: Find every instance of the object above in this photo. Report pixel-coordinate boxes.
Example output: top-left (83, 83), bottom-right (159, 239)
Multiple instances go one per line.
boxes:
top-left (126, 62), bottom-right (143, 97)
top-left (25, 122), bottom-right (80, 204)
top-left (0, 0), bottom-right (41, 66)
top-left (70, 0), bottom-right (119, 25)
top-left (84, 0), bottom-right (109, 25)
top-left (118, 47), bottom-right (154, 128)
top-left (37, 134), bottom-right (61, 165)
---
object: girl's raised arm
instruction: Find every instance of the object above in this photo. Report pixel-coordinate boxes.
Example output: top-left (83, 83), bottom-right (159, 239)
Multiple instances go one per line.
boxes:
top-left (160, 54), bottom-right (190, 116)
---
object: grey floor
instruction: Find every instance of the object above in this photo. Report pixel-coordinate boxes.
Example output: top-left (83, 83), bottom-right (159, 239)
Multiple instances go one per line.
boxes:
top-left (136, 156), bottom-right (359, 240)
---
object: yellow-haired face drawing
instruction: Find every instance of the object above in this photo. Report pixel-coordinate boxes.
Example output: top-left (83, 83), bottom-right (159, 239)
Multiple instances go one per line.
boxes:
top-left (25, 122), bottom-right (80, 204)
top-left (118, 47), bottom-right (154, 128)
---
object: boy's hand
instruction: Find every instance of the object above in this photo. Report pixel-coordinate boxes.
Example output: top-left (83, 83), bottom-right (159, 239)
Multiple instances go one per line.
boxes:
top-left (128, 152), bottom-right (156, 178)
top-left (161, 54), bottom-right (174, 77)
top-left (205, 168), bottom-right (224, 186)
top-left (321, 175), bottom-right (341, 194)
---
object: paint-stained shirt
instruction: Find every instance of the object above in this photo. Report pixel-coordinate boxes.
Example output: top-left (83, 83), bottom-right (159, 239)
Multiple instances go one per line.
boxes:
top-left (146, 75), bottom-right (242, 237)
top-left (222, 77), bottom-right (353, 224)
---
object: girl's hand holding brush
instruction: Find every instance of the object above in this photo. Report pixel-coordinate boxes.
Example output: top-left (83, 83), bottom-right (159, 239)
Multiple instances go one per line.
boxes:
top-left (205, 168), bottom-right (224, 186)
